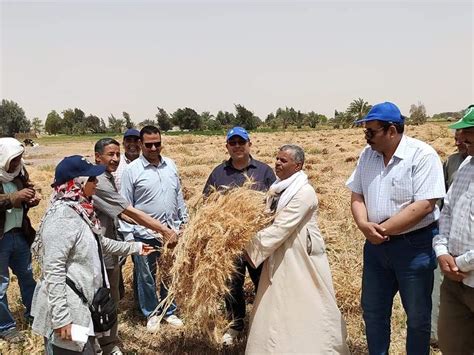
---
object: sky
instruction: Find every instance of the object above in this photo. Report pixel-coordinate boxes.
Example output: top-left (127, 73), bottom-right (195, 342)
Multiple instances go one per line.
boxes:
top-left (1, 0), bottom-right (473, 123)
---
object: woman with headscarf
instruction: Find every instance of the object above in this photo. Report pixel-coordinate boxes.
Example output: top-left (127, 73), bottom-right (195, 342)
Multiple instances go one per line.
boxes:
top-left (31, 155), bottom-right (153, 354)
top-left (245, 144), bottom-right (349, 354)
top-left (0, 137), bottom-right (39, 343)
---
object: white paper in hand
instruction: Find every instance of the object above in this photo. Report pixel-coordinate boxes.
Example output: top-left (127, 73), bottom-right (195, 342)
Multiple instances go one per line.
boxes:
top-left (71, 324), bottom-right (89, 343)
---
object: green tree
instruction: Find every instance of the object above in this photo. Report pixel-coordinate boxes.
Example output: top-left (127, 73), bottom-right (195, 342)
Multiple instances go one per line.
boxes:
top-left (0, 99), bottom-right (31, 136)
top-left (138, 119), bottom-right (156, 128)
top-left (347, 98), bottom-right (372, 120)
top-left (304, 111), bottom-right (324, 128)
top-left (155, 107), bottom-right (172, 131)
top-left (215, 110), bottom-right (235, 127)
top-left (44, 110), bottom-right (63, 135)
top-left (275, 107), bottom-right (298, 129)
top-left (31, 117), bottom-right (43, 134)
top-left (83, 115), bottom-right (102, 133)
top-left (408, 102), bottom-right (428, 125)
top-left (123, 112), bottom-right (133, 129)
top-left (234, 104), bottom-right (260, 130)
top-left (108, 114), bottom-right (125, 133)
top-left (62, 108), bottom-right (85, 134)
top-left (172, 108), bottom-right (202, 130)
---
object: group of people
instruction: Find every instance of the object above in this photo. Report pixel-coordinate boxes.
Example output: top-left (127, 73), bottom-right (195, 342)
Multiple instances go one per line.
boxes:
top-left (0, 101), bottom-right (472, 355)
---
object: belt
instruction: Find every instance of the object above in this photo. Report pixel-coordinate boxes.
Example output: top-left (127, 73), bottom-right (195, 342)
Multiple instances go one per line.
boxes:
top-left (392, 221), bottom-right (438, 238)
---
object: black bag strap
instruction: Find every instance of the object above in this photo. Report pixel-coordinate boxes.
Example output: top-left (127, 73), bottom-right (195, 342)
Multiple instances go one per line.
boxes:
top-left (93, 233), bottom-right (107, 288)
top-left (66, 277), bottom-right (89, 305)
top-left (65, 232), bottom-right (108, 303)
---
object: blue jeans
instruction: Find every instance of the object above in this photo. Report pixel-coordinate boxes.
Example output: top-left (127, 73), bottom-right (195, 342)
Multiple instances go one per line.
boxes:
top-left (133, 236), bottom-right (176, 318)
top-left (362, 225), bottom-right (437, 355)
top-left (0, 230), bottom-right (36, 332)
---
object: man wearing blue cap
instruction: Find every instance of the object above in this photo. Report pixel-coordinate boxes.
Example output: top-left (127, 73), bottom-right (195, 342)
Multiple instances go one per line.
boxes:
top-left (433, 105), bottom-right (474, 354)
top-left (203, 126), bottom-right (275, 345)
top-left (113, 128), bottom-right (141, 192)
top-left (346, 102), bottom-right (445, 354)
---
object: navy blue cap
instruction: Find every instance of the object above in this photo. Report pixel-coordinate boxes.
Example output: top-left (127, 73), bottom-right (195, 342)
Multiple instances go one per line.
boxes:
top-left (124, 128), bottom-right (140, 138)
top-left (53, 155), bottom-right (106, 187)
top-left (226, 126), bottom-right (250, 141)
top-left (356, 102), bottom-right (404, 124)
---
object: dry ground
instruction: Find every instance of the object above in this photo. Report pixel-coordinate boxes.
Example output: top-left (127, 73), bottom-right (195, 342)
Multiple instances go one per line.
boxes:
top-left (1, 124), bottom-right (452, 354)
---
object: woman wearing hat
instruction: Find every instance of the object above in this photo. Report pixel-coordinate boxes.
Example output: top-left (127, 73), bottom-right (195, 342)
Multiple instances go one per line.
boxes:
top-left (31, 155), bottom-right (153, 354)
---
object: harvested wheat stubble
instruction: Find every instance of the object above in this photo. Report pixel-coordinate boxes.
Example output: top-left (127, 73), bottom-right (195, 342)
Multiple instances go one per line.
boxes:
top-left (154, 183), bottom-right (273, 344)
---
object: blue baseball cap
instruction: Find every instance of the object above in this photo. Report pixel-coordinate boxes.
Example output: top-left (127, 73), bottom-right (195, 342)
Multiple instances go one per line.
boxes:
top-left (356, 102), bottom-right (404, 124)
top-left (53, 155), bottom-right (106, 187)
top-left (124, 128), bottom-right (140, 138)
top-left (226, 126), bottom-right (250, 141)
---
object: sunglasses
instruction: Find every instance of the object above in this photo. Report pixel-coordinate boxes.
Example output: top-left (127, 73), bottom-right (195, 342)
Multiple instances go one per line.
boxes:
top-left (143, 141), bottom-right (162, 149)
top-left (227, 140), bottom-right (248, 147)
top-left (363, 127), bottom-right (385, 139)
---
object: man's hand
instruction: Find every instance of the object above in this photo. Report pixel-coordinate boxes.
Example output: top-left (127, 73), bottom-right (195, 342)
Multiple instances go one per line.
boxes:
top-left (140, 244), bottom-right (155, 256)
top-left (359, 221), bottom-right (388, 245)
top-left (10, 188), bottom-right (35, 208)
top-left (54, 323), bottom-right (72, 340)
top-left (164, 229), bottom-right (179, 249)
top-left (438, 254), bottom-right (466, 282)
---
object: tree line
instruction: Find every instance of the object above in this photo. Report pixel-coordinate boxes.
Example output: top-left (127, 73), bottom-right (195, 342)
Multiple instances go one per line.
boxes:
top-left (0, 98), bottom-right (465, 137)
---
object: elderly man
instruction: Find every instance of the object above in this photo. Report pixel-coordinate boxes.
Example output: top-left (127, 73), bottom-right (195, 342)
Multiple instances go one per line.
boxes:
top-left (120, 126), bottom-right (188, 332)
top-left (245, 144), bottom-right (349, 354)
top-left (93, 138), bottom-right (177, 353)
top-left (0, 138), bottom-right (39, 343)
top-left (113, 128), bottom-right (141, 192)
top-left (431, 127), bottom-right (468, 344)
top-left (203, 126), bottom-right (275, 345)
top-left (433, 106), bottom-right (474, 354)
top-left (346, 102), bottom-right (445, 354)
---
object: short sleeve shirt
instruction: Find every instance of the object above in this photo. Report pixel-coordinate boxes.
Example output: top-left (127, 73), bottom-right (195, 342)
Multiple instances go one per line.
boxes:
top-left (346, 135), bottom-right (446, 234)
top-left (93, 171), bottom-right (130, 268)
top-left (203, 157), bottom-right (276, 195)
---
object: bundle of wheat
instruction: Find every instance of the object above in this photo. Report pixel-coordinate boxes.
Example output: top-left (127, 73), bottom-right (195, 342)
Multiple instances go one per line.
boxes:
top-left (154, 183), bottom-right (272, 344)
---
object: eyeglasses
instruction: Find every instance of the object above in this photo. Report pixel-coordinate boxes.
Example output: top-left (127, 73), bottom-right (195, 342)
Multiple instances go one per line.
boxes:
top-left (227, 140), bottom-right (247, 147)
top-left (143, 141), bottom-right (161, 149)
top-left (363, 127), bottom-right (385, 139)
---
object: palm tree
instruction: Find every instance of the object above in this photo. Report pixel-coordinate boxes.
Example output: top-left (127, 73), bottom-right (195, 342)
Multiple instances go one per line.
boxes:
top-left (347, 98), bottom-right (372, 120)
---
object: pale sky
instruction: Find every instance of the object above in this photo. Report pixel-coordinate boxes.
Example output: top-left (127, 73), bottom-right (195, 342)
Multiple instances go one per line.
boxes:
top-left (1, 0), bottom-right (473, 123)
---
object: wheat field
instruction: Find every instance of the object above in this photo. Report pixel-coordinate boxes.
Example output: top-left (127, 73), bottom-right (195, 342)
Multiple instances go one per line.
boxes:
top-left (1, 124), bottom-right (453, 354)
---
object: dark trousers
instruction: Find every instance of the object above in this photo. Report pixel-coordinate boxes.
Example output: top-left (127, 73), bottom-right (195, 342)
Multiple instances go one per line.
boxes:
top-left (225, 256), bottom-right (262, 331)
top-left (362, 224), bottom-right (437, 355)
top-left (438, 278), bottom-right (474, 354)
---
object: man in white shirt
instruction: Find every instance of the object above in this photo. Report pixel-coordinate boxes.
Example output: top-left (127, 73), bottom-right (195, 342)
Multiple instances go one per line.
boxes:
top-left (433, 106), bottom-right (474, 354)
top-left (113, 128), bottom-right (141, 192)
top-left (346, 102), bottom-right (445, 355)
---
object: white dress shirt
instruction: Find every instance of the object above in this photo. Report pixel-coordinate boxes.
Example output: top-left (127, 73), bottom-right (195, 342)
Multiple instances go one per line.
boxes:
top-left (346, 135), bottom-right (445, 234)
top-left (433, 156), bottom-right (474, 287)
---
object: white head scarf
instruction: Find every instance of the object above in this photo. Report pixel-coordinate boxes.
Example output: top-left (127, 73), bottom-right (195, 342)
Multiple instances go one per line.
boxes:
top-left (0, 138), bottom-right (25, 183)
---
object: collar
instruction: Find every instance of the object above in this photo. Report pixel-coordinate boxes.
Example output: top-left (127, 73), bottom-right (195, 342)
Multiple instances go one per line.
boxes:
top-left (225, 156), bottom-right (257, 171)
top-left (391, 135), bottom-right (408, 161)
top-left (139, 154), bottom-right (166, 168)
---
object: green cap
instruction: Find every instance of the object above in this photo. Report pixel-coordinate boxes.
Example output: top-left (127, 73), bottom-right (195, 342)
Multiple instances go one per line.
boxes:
top-left (449, 105), bottom-right (474, 129)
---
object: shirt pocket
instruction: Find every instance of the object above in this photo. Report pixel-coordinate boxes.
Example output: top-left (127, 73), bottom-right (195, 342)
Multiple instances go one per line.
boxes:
top-left (390, 176), bottom-right (414, 205)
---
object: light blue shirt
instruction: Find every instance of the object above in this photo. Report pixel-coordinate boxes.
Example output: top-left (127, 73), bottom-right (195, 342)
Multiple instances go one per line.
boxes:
top-left (2, 182), bottom-right (23, 232)
top-left (119, 155), bottom-right (188, 240)
top-left (346, 135), bottom-right (445, 234)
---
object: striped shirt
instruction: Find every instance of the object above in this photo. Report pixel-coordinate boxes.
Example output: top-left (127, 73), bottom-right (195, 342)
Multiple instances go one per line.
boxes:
top-left (346, 135), bottom-right (445, 234)
top-left (112, 154), bottom-right (132, 192)
top-left (433, 156), bottom-right (474, 287)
